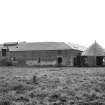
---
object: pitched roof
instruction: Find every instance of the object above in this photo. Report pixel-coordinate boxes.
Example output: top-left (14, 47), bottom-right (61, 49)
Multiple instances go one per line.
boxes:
top-left (67, 42), bottom-right (86, 51)
top-left (3, 42), bottom-right (18, 46)
top-left (82, 41), bottom-right (105, 56)
top-left (9, 42), bottom-right (73, 51)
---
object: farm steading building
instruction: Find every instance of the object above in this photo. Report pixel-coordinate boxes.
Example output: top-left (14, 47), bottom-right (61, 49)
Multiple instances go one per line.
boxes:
top-left (0, 41), bottom-right (104, 67)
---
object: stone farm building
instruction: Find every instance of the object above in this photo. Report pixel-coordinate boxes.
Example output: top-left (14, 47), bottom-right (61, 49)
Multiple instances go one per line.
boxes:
top-left (1, 41), bottom-right (105, 67)
top-left (0, 42), bottom-right (83, 67)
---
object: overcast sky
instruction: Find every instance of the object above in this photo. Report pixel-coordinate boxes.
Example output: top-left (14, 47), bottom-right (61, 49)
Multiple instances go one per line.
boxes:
top-left (0, 0), bottom-right (105, 47)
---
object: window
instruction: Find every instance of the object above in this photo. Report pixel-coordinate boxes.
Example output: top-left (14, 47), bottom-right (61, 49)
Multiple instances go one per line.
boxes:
top-left (13, 57), bottom-right (16, 61)
top-left (2, 49), bottom-right (7, 56)
top-left (11, 57), bottom-right (16, 61)
top-left (38, 58), bottom-right (40, 63)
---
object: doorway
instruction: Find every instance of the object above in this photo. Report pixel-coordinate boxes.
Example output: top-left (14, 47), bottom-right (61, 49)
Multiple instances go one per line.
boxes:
top-left (74, 56), bottom-right (81, 67)
top-left (96, 56), bottom-right (103, 66)
top-left (57, 57), bottom-right (63, 65)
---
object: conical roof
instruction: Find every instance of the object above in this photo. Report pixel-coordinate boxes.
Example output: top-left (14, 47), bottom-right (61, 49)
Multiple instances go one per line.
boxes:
top-left (82, 41), bottom-right (105, 56)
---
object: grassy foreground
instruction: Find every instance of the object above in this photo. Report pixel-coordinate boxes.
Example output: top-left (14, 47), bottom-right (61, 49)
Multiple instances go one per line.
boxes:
top-left (0, 67), bottom-right (105, 105)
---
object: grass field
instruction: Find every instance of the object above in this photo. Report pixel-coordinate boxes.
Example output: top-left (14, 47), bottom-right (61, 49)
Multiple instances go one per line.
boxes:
top-left (0, 67), bottom-right (105, 105)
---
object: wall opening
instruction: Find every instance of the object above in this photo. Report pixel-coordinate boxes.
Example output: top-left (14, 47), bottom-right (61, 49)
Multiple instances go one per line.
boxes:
top-left (96, 56), bottom-right (103, 66)
top-left (13, 57), bottom-right (16, 61)
top-left (80, 56), bottom-right (88, 67)
top-left (38, 57), bottom-right (40, 63)
top-left (2, 49), bottom-right (7, 56)
top-left (57, 57), bottom-right (63, 64)
top-left (74, 56), bottom-right (81, 67)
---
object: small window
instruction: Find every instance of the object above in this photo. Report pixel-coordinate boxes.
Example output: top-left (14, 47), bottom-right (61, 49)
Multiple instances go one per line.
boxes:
top-left (2, 49), bottom-right (7, 56)
top-left (13, 57), bottom-right (16, 61)
top-left (38, 58), bottom-right (40, 63)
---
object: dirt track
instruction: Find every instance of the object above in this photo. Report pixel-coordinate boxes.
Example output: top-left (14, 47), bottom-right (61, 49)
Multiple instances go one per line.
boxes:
top-left (0, 67), bottom-right (105, 105)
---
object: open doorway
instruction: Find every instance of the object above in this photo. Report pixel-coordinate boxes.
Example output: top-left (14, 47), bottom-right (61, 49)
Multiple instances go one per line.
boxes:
top-left (74, 56), bottom-right (81, 67)
top-left (96, 56), bottom-right (103, 66)
top-left (57, 57), bottom-right (63, 65)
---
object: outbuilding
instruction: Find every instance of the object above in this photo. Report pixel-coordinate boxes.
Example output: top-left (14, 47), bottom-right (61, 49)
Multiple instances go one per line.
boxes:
top-left (81, 41), bottom-right (105, 66)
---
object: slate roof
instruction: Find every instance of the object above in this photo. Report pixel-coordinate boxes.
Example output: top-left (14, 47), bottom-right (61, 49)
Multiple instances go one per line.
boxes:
top-left (9, 42), bottom-right (73, 51)
top-left (82, 41), bottom-right (105, 56)
top-left (3, 42), bottom-right (18, 46)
